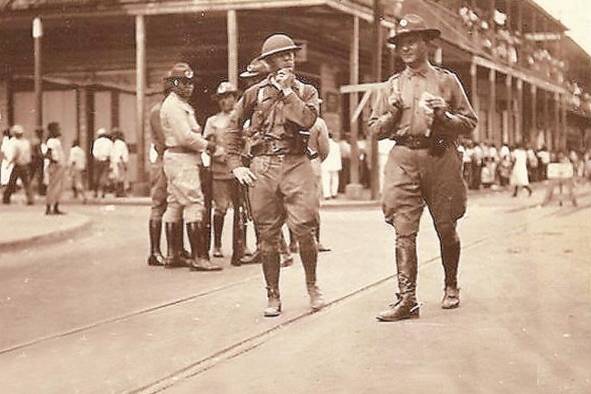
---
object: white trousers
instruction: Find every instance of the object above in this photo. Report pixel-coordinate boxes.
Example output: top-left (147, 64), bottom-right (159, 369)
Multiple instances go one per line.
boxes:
top-left (321, 170), bottom-right (339, 198)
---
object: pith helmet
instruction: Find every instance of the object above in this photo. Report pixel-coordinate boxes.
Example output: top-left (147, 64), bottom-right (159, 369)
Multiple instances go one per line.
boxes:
top-left (387, 14), bottom-right (441, 45)
top-left (165, 63), bottom-right (194, 80)
top-left (214, 81), bottom-right (238, 96)
top-left (257, 34), bottom-right (301, 60)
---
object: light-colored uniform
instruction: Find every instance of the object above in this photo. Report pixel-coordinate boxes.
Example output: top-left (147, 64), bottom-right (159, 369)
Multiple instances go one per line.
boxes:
top-left (160, 92), bottom-right (209, 223)
top-left (110, 138), bottom-right (129, 184)
top-left (92, 136), bottom-right (113, 193)
top-left (149, 102), bottom-right (168, 220)
top-left (46, 137), bottom-right (66, 206)
top-left (204, 111), bottom-right (234, 216)
top-left (68, 145), bottom-right (86, 194)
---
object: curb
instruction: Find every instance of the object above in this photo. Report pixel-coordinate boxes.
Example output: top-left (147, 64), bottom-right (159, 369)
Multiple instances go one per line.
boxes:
top-left (0, 215), bottom-right (93, 253)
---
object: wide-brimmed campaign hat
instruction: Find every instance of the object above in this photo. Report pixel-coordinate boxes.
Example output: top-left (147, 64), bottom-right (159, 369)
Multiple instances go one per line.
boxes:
top-left (240, 59), bottom-right (270, 79)
top-left (212, 81), bottom-right (238, 97)
top-left (257, 34), bottom-right (301, 60)
top-left (387, 14), bottom-right (441, 45)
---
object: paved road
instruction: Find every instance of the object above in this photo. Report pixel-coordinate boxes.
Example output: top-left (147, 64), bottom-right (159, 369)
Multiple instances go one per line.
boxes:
top-left (1, 185), bottom-right (590, 393)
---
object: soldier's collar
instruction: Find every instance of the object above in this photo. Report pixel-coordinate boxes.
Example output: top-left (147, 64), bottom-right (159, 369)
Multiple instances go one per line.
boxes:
top-left (404, 62), bottom-right (435, 78)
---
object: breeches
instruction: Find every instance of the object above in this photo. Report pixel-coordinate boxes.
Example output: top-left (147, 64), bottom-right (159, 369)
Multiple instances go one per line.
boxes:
top-left (162, 152), bottom-right (204, 223)
top-left (382, 146), bottom-right (466, 240)
top-left (249, 155), bottom-right (319, 253)
top-left (150, 160), bottom-right (167, 220)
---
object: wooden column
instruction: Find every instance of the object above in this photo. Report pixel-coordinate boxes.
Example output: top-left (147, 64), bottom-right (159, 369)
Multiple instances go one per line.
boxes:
top-left (135, 14), bottom-right (147, 189)
top-left (488, 68), bottom-right (496, 142)
top-left (516, 78), bottom-right (523, 143)
top-left (33, 17), bottom-right (43, 132)
top-left (530, 84), bottom-right (537, 144)
top-left (345, 15), bottom-right (362, 199)
top-left (542, 89), bottom-right (548, 149)
top-left (227, 10), bottom-right (238, 88)
top-left (505, 74), bottom-right (512, 144)
top-left (560, 93), bottom-right (567, 150)
top-left (553, 92), bottom-right (560, 150)
top-left (470, 61), bottom-right (480, 141)
top-left (370, 0), bottom-right (382, 199)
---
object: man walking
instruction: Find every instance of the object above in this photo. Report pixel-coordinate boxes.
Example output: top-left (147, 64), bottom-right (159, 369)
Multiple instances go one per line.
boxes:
top-left (369, 14), bottom-right (477, 322)
top-left (226, 34), bottom-right (323, 317)
top-left (2, 125), bottom-right (34, 205)
top-left (92, 128), bottom-right (113, 198)
top-left (160, 62), bottom-right (221, 271)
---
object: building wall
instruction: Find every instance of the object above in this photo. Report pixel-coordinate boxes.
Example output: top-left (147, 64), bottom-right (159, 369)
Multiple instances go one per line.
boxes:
top-left (0, 79), bottom-right (8, 131)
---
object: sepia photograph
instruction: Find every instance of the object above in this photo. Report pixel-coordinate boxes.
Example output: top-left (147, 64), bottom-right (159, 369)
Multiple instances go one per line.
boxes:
top-left (0, 0), bottom-right (590, 392)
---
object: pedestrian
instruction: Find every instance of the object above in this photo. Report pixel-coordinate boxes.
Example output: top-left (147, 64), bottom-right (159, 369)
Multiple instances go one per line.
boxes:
top-left (461, 139), bottom-right (473, 186)
top-left (541, 151), bottom-right (577, 207)
top-left (92, 128), bottom-right (113, 198)
top-left (226, 33), bottom-right (324, 317)
top-left (510, 142), bottom-right (532, 197)
top-left (68, 139), bottom-right (87, 203)
top-left (526, 144), bottom-right (539, 182)
top-left (147, 77), bottom-right (192, 267)
top-left (369, 14), bottom-right (478, 322)
top-left (29, 128), bottom-right (46, 195)
top-left (110, 128), bottom-right (129, 197)
top-left (2, 125), bottom-right (34, 205)
top-left (498, 153), bottom-right (513, 187)
top-left (537, 145), bottom-right (550, 180)
top-left (160, 62), bottom-right (221, 271)
top-left (45, 122), bottom-right (67, 215)
top-left (1, 128), bottom-right (13, 187)
top-left (321, 132), bottom-right (342, 199)
top-left (471, 141), bottom-right (483, 189)
top-left (203, 81), bottom-right (240, 258)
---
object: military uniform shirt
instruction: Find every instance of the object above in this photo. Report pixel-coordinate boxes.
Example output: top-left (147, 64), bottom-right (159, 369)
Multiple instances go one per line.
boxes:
top-left (370, 63), bottom-right (477, 139)
top-left (204, 111), bottom-right (233, 180)
top-left (160, 92), bottom-right (208, 153)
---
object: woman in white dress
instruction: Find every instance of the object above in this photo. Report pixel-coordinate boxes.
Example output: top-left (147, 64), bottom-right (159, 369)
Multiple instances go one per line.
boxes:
top-left (45, 122), bottom-right (67, 215)
top-left (510, 142), bottom-right (533, 197)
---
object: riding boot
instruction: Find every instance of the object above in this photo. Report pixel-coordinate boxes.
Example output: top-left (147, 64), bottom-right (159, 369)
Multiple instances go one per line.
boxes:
top-left (300, 236), bottom-right (325, 311)
top-left (230, 211), bottom-right (244, 266)
top-left (441, 236), bottom-right (461, 309)
top-left (315, 225), bottom-right (331, 252)
top-left (53, 203), bottom-right (66, 215)
top-left (377, 241), bottom-right (419, 322)
top-left (243, 223), bottom-right (253, 256)
top-left (177, 219), bottom-right (193, 266)
top-left (213, 214), bottom-right (224, 257)
top-left (186, 222), bottom-right (222, 271)
top-left (147, 220), bottom-right (165, 266)
top-left (262, 251), bottom-right (281, 317)
top-left (164, 222), bottom-right (184, 268)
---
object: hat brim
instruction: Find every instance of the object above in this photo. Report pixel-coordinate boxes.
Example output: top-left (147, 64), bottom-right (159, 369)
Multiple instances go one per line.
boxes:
top-left (387, 29), bottom-right (441, 45)
top-left (240, 70), bottom-right (261, 79)
top-left (256, 45), bottom-right (302, 61)
top-left (211, 90), bottom-right (238, 100)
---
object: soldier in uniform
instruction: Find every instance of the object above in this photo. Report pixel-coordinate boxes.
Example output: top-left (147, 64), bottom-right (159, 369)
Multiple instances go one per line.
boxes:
top-left (204, 82), bottom-right (241, 258)
top-left (160, 62), bottom-right (222, 271)
top-left (226, 34), bottom-right (323, 317)
top-left (147, 77), bottom-right (192, 267)
top-left (369, 15), bottom-right (477, 322)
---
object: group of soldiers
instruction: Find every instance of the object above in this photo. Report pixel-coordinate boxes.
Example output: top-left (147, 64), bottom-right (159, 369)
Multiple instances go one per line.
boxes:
top-left (145, 13), bottom-right (478, 322)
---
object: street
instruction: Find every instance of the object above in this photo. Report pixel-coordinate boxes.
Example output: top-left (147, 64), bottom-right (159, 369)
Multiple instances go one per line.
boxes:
top-left (1, 187), bottom-right (590, 393)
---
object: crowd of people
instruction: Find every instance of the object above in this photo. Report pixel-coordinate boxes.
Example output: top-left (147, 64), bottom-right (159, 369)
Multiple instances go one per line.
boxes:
top-left (458, 139), bottom-right (591, 196)
top-left (0, 121), bottom-right (131, 213)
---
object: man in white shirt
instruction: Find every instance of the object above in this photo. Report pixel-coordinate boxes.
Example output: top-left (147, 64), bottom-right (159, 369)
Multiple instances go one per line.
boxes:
top-left (2, 125), bottom-right (34, 205)
top-left (92, 128), bottom-right (113, 198)
top-left (110, 128), bottom-right (129, 197)
top-left (69, 139), bottom-right (87, 202)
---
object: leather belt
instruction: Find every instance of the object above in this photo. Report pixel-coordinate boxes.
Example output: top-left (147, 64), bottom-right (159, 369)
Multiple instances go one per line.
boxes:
top-left (166, 146), bottom-right (195, 154)
top-left (250, 140), bottom-right (302, 157)
top-left (394, 135), bottom-right (431, 150)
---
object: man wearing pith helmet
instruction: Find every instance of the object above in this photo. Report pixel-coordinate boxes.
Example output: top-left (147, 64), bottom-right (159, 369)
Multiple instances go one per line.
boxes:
top-left (160, 62), bottom-right (222, 271)
top-left (225, 33), bottom-right (323, 317)
top-left (369, 14), bottom-right (478, 322)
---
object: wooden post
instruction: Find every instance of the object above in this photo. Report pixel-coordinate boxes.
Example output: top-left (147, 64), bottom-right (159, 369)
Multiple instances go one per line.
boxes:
top-left (505, 74), bottom-right (512, 144)
top-left (553, 92), bottom-right (560, 150)
top-left (470, 61), bottom-right (480, 141)
top-left (227, 10), bottom-right (238, 88)
top-left (542, 89), bottom-right (548, 149)
top-left (135, 14), bottom-right (147, 192)
top-left (516, 78), bottom-right (523, 143)
top-left (488, 68), bottom-right (496, 142)
top-left (370, 0), bottom-right (382, 200)
top-left (560, 93), bottom-right (567, 150)
top-left (345, 15), bottom-right (363, 200)
top-left (530, 84), bottom-right (537, 144)
top-left (33, 17), bottom-right (43, 133)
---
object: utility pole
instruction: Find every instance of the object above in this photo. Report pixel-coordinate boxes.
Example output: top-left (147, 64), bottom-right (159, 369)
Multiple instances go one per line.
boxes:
top-left (370, 0), bottom-right (382, 199)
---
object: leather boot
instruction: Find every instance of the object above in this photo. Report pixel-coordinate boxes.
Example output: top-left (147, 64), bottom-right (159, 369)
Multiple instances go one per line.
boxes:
top-left (147, 220), bottom-right (165, 266)
top-left (315, 225), bottom-right (331, 252)
top-left (440, 236), bottom-right (461, 309)
top-left (186, 222), bottom-right (222, 271)
top-left (164, 222), bottom-right (185, 268)
top-left (377, 243), bottom-right (420, 322)
top-left (262, 251), bottom-right (281, 317)
top-left (177, 219), bottom-right (193, 266)
top-left (213, 214), bottom-right (224, 257)
top-left (300, 237), bottom-right (325, 311)
top-left (53, 203), bottom-right (66, 215)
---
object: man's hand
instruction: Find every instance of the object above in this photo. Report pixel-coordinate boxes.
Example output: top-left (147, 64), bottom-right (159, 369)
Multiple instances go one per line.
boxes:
top-left (425, 96), bottom-right (449, 117)
top-left (206, 140), bottom-right (217, 155)
top-left (272, 68), bottom-right (295, 92)
top-left (232, 166), bottom-right (257, 187)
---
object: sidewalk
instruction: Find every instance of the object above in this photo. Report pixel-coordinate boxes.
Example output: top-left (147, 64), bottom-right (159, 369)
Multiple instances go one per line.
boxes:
top-left (0, 204), bottom-right (92, 253)
top-left (0, 180), bottom-right (586, 253)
